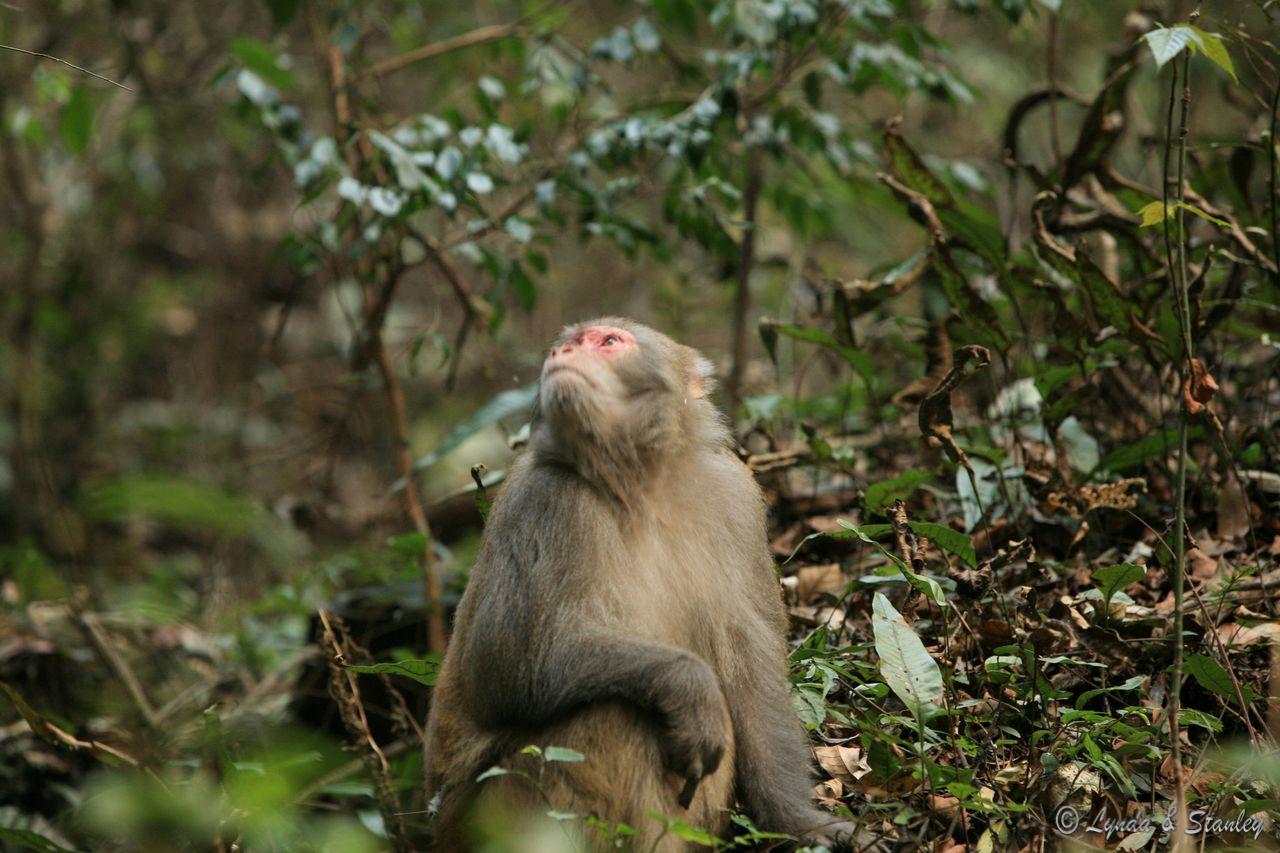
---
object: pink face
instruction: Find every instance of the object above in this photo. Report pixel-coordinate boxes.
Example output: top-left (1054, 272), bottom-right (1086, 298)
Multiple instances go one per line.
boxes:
top-left (543, 325), bottom-right (637, 387)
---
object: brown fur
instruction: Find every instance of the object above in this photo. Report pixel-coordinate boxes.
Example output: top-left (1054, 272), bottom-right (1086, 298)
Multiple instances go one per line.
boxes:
top-left (424, 318), bottom-right (856, 850)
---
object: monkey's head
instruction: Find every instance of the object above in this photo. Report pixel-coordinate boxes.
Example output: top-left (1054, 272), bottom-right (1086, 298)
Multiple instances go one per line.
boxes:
top-left (530, 317), bottom-right (726, 496)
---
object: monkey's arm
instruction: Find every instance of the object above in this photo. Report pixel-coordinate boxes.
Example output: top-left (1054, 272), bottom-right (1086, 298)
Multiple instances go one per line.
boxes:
top-left (469, 634), bottom-right (729, 805)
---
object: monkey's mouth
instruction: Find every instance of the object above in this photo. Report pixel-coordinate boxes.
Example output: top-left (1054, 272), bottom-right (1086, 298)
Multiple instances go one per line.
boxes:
top-left (544, 364), bottom-right (596, 388)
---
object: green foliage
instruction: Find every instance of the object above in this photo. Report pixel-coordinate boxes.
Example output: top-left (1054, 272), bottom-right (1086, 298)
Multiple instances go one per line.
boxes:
top-left (345, 656), bottom-right (441, 686)
top-left (871, 593), bottom-right (944, 722)
top-left (1091, 563), bottom-right (1145, 609)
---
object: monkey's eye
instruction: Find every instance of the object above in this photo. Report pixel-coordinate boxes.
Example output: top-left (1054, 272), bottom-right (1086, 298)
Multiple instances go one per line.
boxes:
top-left (602, 335), bottom-right (620, 346)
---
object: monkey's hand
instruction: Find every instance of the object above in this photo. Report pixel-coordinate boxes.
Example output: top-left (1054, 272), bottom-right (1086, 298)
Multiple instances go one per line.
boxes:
top-left (657, 658), bottom-right (729, 809)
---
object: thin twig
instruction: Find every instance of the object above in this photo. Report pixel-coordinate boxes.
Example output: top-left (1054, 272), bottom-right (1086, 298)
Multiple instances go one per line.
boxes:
top-left (355, 23), bottom-right (520, 82)
top-left (1160, 37), bottom-right (1195, 850)
top-left (1269, 73), bottom-right (1279, 284)
top-left (77, 612), bottom-right (160, 731)
top-left (306, 0), bottom-right (448, 653)
top-left (317, 609), bottom-right (409, 850)
top-left (0, 44), bottom-right (134, 92)
top-left (726, 144), bottom-right (763, 413)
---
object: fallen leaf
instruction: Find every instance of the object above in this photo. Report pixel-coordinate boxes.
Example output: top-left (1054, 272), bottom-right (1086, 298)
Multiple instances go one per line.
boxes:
top-left (814, 744), bottom-right (871, 783)
top-left (794, 563), bottom-right (848, 601)
top-left (1215, 623), bottom-right (1280, 646)
top-left (1216, 471), bottom-right (1250, 542)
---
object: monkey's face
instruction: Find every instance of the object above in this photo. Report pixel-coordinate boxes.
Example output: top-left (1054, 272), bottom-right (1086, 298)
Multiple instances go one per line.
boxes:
top-left (539, 324), bottom-right (639, 429)
top-left (533, 318), bottom-right (716, 478)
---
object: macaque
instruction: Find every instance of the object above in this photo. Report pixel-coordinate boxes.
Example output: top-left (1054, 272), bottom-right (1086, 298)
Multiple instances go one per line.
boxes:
top-left (424, 318), bottom-right (857, 850)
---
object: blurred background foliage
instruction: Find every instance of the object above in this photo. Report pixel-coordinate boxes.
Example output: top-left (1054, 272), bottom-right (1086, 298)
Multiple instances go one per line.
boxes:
top-left (2, 0), bottom-right (1279, 850)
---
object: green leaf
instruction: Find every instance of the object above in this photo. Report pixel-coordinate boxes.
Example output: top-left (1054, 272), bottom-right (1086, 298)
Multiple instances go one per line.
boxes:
top-left (1184, 654), bottom-right (1254, 707)
top-left (863, 470), bottom-right (931, 514)
top-left (1136, 200), bottom-right (1169, 228)
top-left (1143, 26), bottom-right (1193, 68)
top-left (884, 130), bottom-right (953, 207)
top-left (345, 657), bottom-right (441, 687)
top-left (1137, 199), bottom-right (1227, 229)
top-left (59, 85), bottom-right (92, 154)
top-left (405, 383), bottom-right (538, 478)
top-left (263, 0), bottom-right (300, 27)
top-left (81, 476), bottom-right (262, 539)
top-left (229, 37), bottom-right (297, 90)
top-left (0, 827), bottom-right (76, 853)
top-left (1102, 425), bottom-right (1204, 471)
top-left (1180, 202), bottom-right (1229, 227)
top-left (645, 814), bottom-right (720, 846)
top-left (1188, 27), bottom-right (1237, 81)
top-left (759, 322), bottom-right (876, 384)
top-left (543, 746), bottom-right (586, 763)
top-left (792, 686), bottom-right (827, 727)
top-left (475, 766), bottom-right (511, 782)
top-left (909, 522), bottom-right (976, 568)
top-left (871, 593), bottom-right (944, 721)
top-left (1092, 563), bottom-right (1145, 606)
top-left (1177, 708), bottom-right (1223, 733)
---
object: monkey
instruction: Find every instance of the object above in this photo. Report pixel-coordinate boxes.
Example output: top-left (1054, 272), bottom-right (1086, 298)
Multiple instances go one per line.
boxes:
top-left (423, 318), bottom-right (860, 851)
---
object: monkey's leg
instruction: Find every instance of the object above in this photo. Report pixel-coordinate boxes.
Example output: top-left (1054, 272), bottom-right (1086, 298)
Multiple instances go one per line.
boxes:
top-left (473, 635), bottom-right (732, 802)
top-left (480, 702), bottom-right (735, 852)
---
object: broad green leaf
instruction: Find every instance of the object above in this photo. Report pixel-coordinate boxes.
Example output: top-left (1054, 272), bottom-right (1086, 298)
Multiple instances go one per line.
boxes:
top-left (1092, 563), bottom-right (1145, 606)
top-left (264, 0), bottom-right (300, 28)
top-left (931, 244), bottom-right (1008, 349)
top-left (229, 37), bottom-right (297, 90)
top-left (792, 686), bottom-right (827, 727)
top-left (1143, 26), bottom-right (1193, 68)
top-left (863, 470), bottom-right (931, 514)
top-left (897, 558), bottom-right (948, 607)
top-left (1189, 27), bottom-right (1237, 81)
top-left (1177, 708), bottom-right (1223, 733)
top-left (82, 476), bottom-right (261, 539)
top-left (758, 322), bottom-right (876, 383)
top-left (59, 85), bottom-right (92, 154)
top-left (345, 657), bottom-right (441, 687)
top-left (909, 521), bottom-right (976, 568)
top-left (1102, 425), bottom-right (1204, 471)
top-left (1184, 654), bottom-right (1253, 707)
top-left (1075, 674), bottom-right (1146, 708)
top-left (1135, 200), bottom-right (1170, 228)
top-left (544, 746), bottom-right (586, 763)
top-left (884, 129), bottom-right (953, 207)
top-left (644, 814), bottom-right (720, 846)
top-left (0, 827), bottom-right (75, 853)
top-left (406, 383), bottom-right (537, 477)
top-left (871, 593), bottom-right (944, 721)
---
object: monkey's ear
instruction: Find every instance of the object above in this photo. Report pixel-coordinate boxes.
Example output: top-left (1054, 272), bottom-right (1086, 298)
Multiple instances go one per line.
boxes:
top-left (687, 354), bottom-right (716, 399)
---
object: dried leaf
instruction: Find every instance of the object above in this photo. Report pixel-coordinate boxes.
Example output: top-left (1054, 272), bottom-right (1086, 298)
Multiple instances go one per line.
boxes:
top-left (1183, 358), bottom-right (1219, 415)
top-left (918, 345), bottom-right (991, 471)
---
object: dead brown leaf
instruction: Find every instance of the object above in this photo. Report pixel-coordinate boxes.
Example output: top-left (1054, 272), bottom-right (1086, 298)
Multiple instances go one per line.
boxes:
top-left (919, 345), bottom-right (991, 471)
top-left (814, 744), bottom-right (872, 784)
top-left (1215, 623), bottom-right (1280, 646)
top-left (794, 563), bottom-right (848, 601)
top-left (1216, 471), bottom-right (1250, 542)
top-left (1183, 357), bottom-right (1219, 416)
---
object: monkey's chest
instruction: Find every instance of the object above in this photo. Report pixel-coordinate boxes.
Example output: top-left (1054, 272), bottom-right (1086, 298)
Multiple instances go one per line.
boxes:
top-left (599, 509), bottom-right (741, 647)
